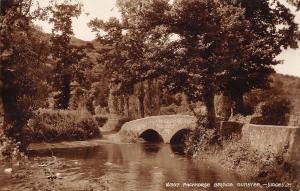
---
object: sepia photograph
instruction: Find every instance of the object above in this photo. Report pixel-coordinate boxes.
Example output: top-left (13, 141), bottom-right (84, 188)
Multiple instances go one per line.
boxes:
top-left (0, 0), bottom-right (300, 190)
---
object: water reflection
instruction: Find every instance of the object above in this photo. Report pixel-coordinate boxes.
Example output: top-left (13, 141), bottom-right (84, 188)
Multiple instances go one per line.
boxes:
top-left (1, 142), bottom-right (245, 191)
top-left (170, 144), bottom-right (186, 155)
top-left (142, 143), bottom-right (162, 153)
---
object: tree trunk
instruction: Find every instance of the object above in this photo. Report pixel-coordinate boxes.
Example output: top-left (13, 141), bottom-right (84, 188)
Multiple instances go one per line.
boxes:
top-left (125, 95), bottom-right (130, 118)
top-left (138, 82), bottom-right (145, 118)
top-left (232, 93), bottom-right (245, 116)
top-left (153, 79), bottom-right (161, 115)
top-left (108, 82), bottom-right (118, 115)
top-left (215, 94), bottom-right (232, 121)
top-left (203, 91), bottom-right (216, 129)
top-left (146, 80), bottom-right (153, 116)
top-left (118, 95), bottom-right (125, 115)
top-left (54, 73), bottom-right (71, 109)
top-left (1, 64), bottom-right (27, 150)
top-left (0, 0), bottom-right (29, 151)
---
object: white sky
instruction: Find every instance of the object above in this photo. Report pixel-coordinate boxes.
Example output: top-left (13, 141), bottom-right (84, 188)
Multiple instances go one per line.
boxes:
top-left (34, 0), bottom-right (300, 77)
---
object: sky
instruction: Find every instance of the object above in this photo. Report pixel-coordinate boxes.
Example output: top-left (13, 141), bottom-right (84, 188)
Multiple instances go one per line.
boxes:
top-left (34, 0), bottom-right (300, 77)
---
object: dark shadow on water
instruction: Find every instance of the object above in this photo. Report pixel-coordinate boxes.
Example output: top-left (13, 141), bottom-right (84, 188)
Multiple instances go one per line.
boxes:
top-left (170, 144), bottom-right (186, 155)
top-left (142, 143), bottom-right (162, 153)
top-left (139, 129), bottom-right (163, 143)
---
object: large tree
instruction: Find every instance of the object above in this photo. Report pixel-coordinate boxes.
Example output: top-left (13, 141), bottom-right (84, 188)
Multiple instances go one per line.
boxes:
top-left (161, 0), bottom-right (254, 128)
top-left (288, 0), bottom-right (300, 10)
top-left (48, 1), bottom-right (83, 109)
top-left (220, 0), bottom-right (299, 115)
top-left (89, 0), bottom-right (170, 117)
top-left (89, 0), bottom-right (299, 129)
top-left (89, 0), bottom-right (252, 128)
top-left (0, 0), bottom-right (50, 147)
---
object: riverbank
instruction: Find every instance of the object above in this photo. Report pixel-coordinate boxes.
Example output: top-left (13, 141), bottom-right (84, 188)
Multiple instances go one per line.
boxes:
top-left (25, 109), bottom-right (102, 143)
top-left (192, 137), bottom-right (300, 191)
top-left (27, 133), bottom-right (122, 155)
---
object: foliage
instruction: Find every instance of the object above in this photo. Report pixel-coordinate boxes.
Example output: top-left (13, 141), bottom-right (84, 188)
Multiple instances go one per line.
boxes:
top-left (0, 0), bottom-right (51, 147)
top-left (89, 0), bottom-right (299, 129)
top-left (162, 0), bottom-right (255, 128)
top-left (251, 96), bottom-right (291, 125)
top-left (261, 96), bottom-right (291, 124)
top-left (288, 0), bottom-right (300, 10)
top-left (220, 0), bottom-right (299, 115)
top-left (48, 1), bottom-right (84, 109)
top-left (89, 0), bottom-right (247, 127)
top-left (194, 137), bottom-right (300, 190)
top-left (0, 129), bottom-right (23, 161)
top-left (25, 109), bottom-right (101, 143)
top-left (89, 0), bottom-right (172, 117)
top-left (94, 115), bottom-right (108, 127)
top-left (185, 120), bottom-right (221, 155)
top-left (243, 74), bottom-right (292, 125)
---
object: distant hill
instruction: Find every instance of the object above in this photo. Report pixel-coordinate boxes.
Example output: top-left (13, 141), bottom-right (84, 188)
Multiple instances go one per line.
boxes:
top-left (70, 36), bottom-right (89, 46)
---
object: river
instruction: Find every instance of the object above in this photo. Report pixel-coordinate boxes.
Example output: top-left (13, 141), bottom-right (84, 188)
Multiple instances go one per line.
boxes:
top-left (0, 137), bottom-right (267, 191)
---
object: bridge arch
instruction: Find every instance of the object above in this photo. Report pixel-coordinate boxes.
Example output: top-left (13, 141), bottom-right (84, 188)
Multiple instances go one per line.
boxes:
top-left (170, 129), bottom-right (191, 145)
top-left (139, 129), bottom-right (164, 143)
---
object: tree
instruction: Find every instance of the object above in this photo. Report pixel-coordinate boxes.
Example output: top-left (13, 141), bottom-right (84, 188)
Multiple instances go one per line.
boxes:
top-left (288, 0), bottom-right (300, 10)
top-left (1, 0), bottom-right (51, 147)
top-left (90, 0), bottom-right (250, 128)
top-left (89, 6), bottom-right (167, 117)
top-left (220, 0), bottom-right (299, 115)
top-left (89, 0), bottom-right (299, 131)
top-left (48, 1), bottom-right (83, 109)
top-left (159, 0), bottom-right (254, 128)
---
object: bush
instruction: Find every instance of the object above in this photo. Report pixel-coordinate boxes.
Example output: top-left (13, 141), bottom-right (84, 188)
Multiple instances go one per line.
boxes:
top-left (25, 109), bottom-right (101, 143)
top-left (0, 129), bottom-right (24, 161)
top-left (251, 96), bottom-right (291, 125)
top-left (185, 116), bottom-right (221, 156)
top-left (94, 115), bottom-right (108, 127)
top-left (114, 117), bottom-right (131, 131)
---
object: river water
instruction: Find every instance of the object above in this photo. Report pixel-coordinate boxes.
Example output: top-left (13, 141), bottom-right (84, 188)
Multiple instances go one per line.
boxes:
top-left (0, 139), bottom-right (265, 191)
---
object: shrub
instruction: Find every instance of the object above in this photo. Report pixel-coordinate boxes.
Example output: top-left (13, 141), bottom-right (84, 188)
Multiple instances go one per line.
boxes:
top-left (25, 109), bottom-right (101, 143)
top-left (114, 117), bottom-right (131, 131)
top-left (251, 96), bottom-right (291, 125)
top-left (185, 116), bottom-right (221, 156)
top-left (94, 115), bottom-right (108, 127)
top-left (0, 128), bottom-right (23, 161)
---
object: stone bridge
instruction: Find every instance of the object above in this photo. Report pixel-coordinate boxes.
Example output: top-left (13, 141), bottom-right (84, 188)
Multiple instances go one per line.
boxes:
top-left (118, 115), bottom-right (197, 143)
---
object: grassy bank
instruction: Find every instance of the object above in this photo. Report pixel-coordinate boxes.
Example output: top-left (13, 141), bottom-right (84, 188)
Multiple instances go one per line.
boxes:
top-left (25, 109), bottom-right (101, 143)
top-left (188, 133), bottom-right (300, 190)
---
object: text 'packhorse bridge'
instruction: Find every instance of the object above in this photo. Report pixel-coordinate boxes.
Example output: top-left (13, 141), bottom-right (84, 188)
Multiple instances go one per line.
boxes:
top-left (118, 115), bottom-right (197, 143)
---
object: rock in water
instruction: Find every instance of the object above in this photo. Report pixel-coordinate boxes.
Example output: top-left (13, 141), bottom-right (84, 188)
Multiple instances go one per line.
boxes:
top-left (4, 168), bottom-right (12, 174)
top-left (104, 162), bottom-right (113, 166)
